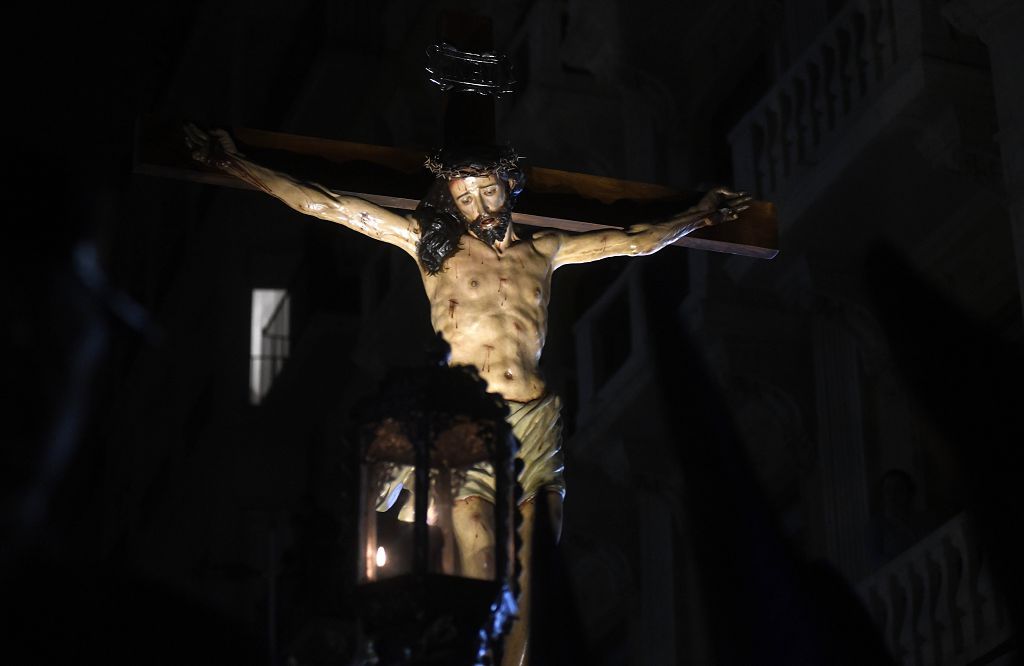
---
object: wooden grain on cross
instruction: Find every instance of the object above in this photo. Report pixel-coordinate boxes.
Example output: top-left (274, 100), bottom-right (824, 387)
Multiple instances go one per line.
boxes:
top-left (134, 116), bottom-right (777, 259)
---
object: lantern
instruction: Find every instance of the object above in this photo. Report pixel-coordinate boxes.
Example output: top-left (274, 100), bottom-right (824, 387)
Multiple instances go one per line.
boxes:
top-left (354, 356), bottom-right (521, 665)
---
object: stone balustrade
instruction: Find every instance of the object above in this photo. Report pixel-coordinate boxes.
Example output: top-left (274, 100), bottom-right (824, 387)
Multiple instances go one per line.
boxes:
top-left (727, 0), bottom-right (921, 202)
top-left (858, 512), bottom-right (1012, 665)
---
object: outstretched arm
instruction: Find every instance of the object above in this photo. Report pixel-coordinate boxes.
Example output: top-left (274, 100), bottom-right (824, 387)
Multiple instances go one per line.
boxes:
top-left (543, 187), bottom-right (750, 269)
top-left (184, 123), bottom-right (420, 257)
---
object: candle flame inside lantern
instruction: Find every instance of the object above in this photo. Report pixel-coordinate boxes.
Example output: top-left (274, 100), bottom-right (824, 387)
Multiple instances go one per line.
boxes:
top-left (376, 546), bottom-right (387, 567)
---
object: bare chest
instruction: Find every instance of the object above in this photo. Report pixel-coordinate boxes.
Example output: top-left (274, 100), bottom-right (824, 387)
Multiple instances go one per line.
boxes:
top-left (423, 237), bottom-right (553, 311)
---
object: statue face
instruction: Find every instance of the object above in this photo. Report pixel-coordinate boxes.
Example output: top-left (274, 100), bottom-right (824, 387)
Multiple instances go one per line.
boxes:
top-left (449, 174), bottom-right (509, 222)
top-left (448, 174), bottom-right (513, 246)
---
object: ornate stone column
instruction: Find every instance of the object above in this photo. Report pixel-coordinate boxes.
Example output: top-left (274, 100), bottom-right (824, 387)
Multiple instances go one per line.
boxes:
top-left (945, 0), bottom-right (1024, 312)
top-left (812, 308), bottom-right (870, 579)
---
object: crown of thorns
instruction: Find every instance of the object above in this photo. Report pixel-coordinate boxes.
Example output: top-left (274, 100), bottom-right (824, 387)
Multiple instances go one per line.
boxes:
top-left (424, 148), bottom-right (522, 180)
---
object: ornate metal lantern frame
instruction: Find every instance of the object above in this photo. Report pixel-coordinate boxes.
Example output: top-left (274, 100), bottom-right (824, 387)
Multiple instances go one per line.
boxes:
top-left (354, 358), bottom-right (521, 665)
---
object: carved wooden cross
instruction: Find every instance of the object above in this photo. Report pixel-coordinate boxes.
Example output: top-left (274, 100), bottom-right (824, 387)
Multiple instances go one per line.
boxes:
top-left (134, 13), bottom-right (776, 259)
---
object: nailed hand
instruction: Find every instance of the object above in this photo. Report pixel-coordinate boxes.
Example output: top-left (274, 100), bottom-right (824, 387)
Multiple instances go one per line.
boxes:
top-left (184, 123), bottom-right (239, 169)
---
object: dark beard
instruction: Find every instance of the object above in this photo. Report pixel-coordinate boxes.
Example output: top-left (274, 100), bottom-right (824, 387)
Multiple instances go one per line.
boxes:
top-left (468, 213), bottom-right (511, 247)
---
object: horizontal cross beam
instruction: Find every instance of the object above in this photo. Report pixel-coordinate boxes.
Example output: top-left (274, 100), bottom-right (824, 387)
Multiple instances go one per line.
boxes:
top-left (134, 116), bottom-right (777, 259)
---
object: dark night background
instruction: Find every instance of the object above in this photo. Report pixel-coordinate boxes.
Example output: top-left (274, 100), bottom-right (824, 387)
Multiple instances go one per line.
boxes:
top-left (4, 1), bottom-right (1023, 664)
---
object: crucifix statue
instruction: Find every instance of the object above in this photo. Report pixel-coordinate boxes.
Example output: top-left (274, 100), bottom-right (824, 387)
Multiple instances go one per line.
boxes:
top-left (150, 13), bottom-right (774, 665)
top-left (183, 126), bottom-right (749, 665)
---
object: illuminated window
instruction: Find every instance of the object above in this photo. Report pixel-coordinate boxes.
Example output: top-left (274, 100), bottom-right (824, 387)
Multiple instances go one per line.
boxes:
top-left (250, 289), bottom-right (290, 404)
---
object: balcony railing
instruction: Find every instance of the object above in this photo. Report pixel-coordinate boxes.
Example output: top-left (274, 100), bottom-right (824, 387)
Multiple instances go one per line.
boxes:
top-left (858, 512), bottom-right (1012, 665)
top-left (727, 0), bottom-right (921, 203)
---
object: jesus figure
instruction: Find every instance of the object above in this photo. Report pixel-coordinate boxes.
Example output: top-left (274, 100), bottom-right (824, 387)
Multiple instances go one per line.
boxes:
top-left (185, 124), bottom-right (749, 665)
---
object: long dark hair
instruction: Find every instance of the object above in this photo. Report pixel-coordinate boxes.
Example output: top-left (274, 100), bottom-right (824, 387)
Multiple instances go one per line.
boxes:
top-left (412, 179), bottom-right (467, 275)
top-left (413, 148), bottom-right (525, 275)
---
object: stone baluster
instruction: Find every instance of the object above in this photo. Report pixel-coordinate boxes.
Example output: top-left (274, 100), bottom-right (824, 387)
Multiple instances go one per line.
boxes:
top-left (864, 0), bottom-right (887, 84)
top-left (821, 41), bottom-right (839, 132)
top-left (913, 561), bottom-right (937, 663)
top-left (942, 532), bottom-right (966, 651)
top-left (890, 569), bottom-right (914, 663)
top-left (751, 121), bottom-right (767, 198)
top-left (884, 0), bottom-right (900, 63)
top-left (805, 60), bottom-right (824, 148)
top-left (964, 516), bottom-right (1005, 644)
top-left (763, 106), bottom-right (780, 196)
top-left (835, 28), bottom-right (854, 117)
top-left (929, 549), bottom-right (950, 659)
top-left (973, 546), bottom-right (1005, 642)
top-left (851, 7), bottom-right (870, 101)
top-left (961, 518), bottom-right (982, 644)
top-left (791, 78), bottom-right (808, 164)
top-left (949, 519), bottom-right (978, 652)
top-left (778, 91), bottom-right (794, 178)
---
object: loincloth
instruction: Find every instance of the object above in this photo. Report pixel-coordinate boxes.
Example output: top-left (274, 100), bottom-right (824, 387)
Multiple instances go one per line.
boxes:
top-left (375, 393), bottom-right (565, 520)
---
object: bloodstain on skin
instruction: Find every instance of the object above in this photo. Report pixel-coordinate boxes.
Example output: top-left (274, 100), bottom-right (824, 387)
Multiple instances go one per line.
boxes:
top-left (482, 345), bottom-right (494, 372)
top-left (448, 299), bottom-right (459, 328)
top-left (498, 277), bottom-right (509, 306)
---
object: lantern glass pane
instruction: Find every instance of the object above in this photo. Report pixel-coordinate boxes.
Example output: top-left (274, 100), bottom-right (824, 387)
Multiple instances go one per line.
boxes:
top-left (360, 459), bottom-right (502, 582)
